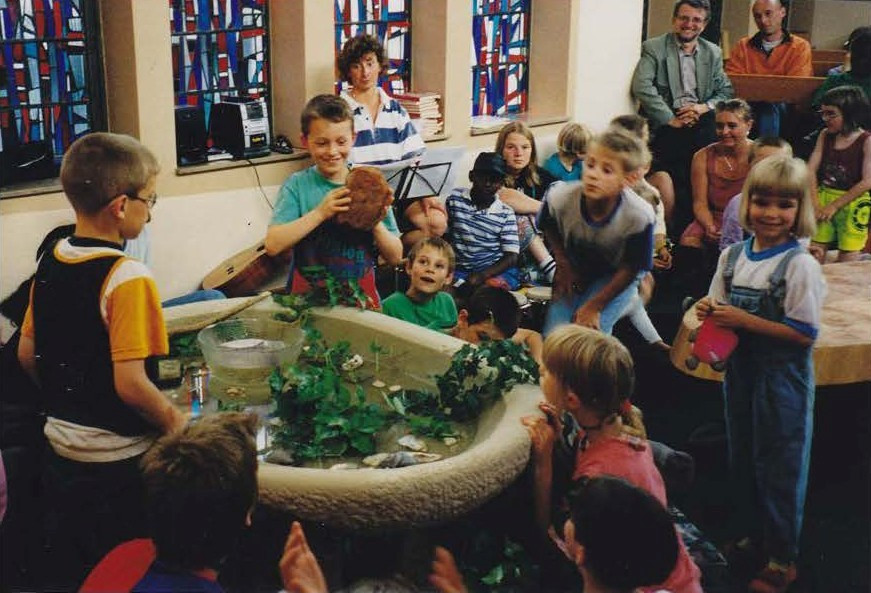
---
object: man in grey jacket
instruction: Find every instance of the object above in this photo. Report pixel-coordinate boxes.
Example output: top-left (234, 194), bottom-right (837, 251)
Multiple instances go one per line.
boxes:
top-left (631, 0), bottom-right (734, 228)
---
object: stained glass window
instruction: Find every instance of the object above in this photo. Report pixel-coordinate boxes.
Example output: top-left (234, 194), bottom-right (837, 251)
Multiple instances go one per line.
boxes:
top-left (471, 0), bottom-right (530, 117)
top-left (334, 0), bottom-right (411, 96)
top-left (0, 0), bottom-right (103, 184)
top-left (169, 0), bottom-right (269, 130)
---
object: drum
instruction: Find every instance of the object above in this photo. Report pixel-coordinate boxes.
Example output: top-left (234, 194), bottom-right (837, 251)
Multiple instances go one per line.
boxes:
top-left (525, 285), bottom-right (553, 332)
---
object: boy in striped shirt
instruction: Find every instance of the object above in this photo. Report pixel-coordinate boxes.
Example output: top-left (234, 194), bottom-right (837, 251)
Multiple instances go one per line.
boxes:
top-left (445, 152), bottom-right (521, 290)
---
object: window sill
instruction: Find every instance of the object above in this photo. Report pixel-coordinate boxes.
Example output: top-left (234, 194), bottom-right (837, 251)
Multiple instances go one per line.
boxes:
top-left (424, 132), bottom-right (450, 143)
top-left (0, 177), bottom-right (64, 200)
top-left (469, 114), bottom-right (570, 136)
top-left (175, 150), bottom-right (310, 176)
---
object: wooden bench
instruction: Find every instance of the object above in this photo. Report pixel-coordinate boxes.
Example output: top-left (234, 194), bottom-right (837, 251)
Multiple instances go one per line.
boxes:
top-left (729, 73), bottom-right (825, 105)
top-left (812, 49), bottom-right (847, 63)
top-left (813, 60), bottom-right (842, 77)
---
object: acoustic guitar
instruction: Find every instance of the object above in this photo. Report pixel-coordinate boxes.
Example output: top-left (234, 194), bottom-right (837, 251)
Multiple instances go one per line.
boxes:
top-left (201, 241), bottom-right (282, 298)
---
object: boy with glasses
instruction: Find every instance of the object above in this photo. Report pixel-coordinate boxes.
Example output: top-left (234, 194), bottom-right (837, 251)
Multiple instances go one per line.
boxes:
top-left (17, 132), bottom-right (185, 588)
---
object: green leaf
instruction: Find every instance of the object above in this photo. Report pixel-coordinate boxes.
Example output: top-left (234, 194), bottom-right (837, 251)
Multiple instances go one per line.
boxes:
top-left (480, 564), bottom-right (504, 585)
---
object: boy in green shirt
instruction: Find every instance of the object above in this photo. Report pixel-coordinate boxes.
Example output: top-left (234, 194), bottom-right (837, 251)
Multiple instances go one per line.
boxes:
top-left (382, 237), bottom-right (458, 330)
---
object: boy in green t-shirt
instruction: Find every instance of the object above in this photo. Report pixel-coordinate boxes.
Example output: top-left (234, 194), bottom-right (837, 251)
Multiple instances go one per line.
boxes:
top-left (381, 237), bottom-right (458, 330)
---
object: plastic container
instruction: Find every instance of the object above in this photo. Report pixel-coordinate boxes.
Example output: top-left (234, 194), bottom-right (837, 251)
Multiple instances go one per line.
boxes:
top-left (197, 317), bottom-right (304, 402)
top-left (685, 318), bottom-right (739, 372)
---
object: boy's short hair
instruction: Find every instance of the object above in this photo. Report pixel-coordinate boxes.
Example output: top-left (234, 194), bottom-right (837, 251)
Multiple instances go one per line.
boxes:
top-left (336, 33), bottom-right (387, 83)
top-left (590, 129), bottom-right (650, 174)
top-left (542, 325), bottom-right (635, 418)
top-left (465, 286), bottom-right (519, 338)
top-left (820, 85), bottom-right (871, 133)
top-left (609, 114), bottom-right (650, 139)
top-left (60, 133), bottom-right (159, 215)
top-left (569, 475), bottom-right (678, 590)
top-left (738, 154), bottom-right (817, 238)
top-left (141, 413), bottom-right (259, 571)
top-left (557, 123), bottom-right (593, 157)
top-left (407, 236), bottom-right (456, 273)
top-left (749, 136), bottom-right (792, 162)
top-left (672, 0), bottom-right (710, 19)
top-left (300, 94), bottom-right (355, 137)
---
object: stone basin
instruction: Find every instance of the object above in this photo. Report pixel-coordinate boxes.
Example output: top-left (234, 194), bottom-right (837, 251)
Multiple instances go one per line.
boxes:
top-left (164, 298), bottom-right (542, 531)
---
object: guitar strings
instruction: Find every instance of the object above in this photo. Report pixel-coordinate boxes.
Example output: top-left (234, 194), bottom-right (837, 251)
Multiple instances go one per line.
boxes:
top-left (246, 158), bottom-right (274, 210)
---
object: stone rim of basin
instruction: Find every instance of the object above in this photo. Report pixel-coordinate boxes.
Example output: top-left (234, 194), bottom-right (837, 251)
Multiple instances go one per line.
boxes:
top-left (167, 299), bottom-right (542, 531)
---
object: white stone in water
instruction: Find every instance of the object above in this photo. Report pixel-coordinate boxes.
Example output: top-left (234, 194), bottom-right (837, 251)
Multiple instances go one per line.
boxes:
top-left (329, 462), bottom-right (360, 470)
top-left (341, 354), bottom-right (365, 371)
top-left (398, 434), bottom-right (427, 452)
top-left (442, 437), bottom-right (458, 447)
top-left (222, 338), bottom-right (266, 349)
top-left (388, 384), bottom-right (402, 392)
top-left (362, 453), bottom-right (390, 467)
top-left (372, 380), bottom-right (386, 388)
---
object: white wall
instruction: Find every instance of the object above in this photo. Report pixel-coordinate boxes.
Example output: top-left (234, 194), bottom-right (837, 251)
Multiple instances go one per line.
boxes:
top-left (575, 0), bottom-right (645, 131)
top-left (0, 2), bottom-right (645, 341)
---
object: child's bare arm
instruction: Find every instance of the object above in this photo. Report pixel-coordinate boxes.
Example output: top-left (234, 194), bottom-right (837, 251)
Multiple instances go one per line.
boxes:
top-left (807, 131), bottom-right (825, 202)
top-left (522, 405), bottom-right (559, 536)
top-left (545, 226), bottom-right (579, 300)
top-left (498, 187), bottom-right (542, 215)
top-left (818, 134), bottom-right (871, 221)
top-left (690, 148), bottom-right (717, 239)
top-left (512, 328), bottom-right (542, 364)
top-left (467, 253), bottom-right (518, 286)
top-left (573, 265), bottom-right (637, 329)
top-left (114, 360), bottom-right (186, 434)
top-left (706, 302), bottom-right (814, 347)
top-left (17, 334), bottom-right (39, 386)
top-left (265, 187), bottom-right (352, 256)
top-left (373, 219), bottom-right (403, 266)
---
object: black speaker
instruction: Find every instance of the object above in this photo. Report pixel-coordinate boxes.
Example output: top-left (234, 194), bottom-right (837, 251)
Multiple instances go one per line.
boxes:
top-left (0, 140), bottom-right (58, 188)
top-left (174, 105), bottom-right (207, 165)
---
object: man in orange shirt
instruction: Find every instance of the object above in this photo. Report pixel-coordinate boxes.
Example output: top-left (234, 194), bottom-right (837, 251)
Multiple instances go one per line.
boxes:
top-left (726, 0), bottom-right (812, 135)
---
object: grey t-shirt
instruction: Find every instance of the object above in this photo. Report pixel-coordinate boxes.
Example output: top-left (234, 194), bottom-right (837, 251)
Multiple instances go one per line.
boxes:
top-left (537, 182), bottom-right (655, 280)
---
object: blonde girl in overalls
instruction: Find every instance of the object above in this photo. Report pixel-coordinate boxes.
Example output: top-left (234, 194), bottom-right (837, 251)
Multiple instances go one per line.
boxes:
top-left (696, 155), bottom-right (825, 593)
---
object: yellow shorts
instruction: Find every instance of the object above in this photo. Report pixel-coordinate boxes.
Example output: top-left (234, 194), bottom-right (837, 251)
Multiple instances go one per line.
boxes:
top-left (812, 187), bottom-right (871, 252)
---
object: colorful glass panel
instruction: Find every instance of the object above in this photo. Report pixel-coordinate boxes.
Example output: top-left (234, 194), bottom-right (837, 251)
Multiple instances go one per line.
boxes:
top-left (169, 0), bottom-right (269, 128)
top-left (471, 0), bottom-right (530, 117)
top-left (334, 0), bottom-right (411, 96)
top-left (0, 0), bottom-right (99, 178)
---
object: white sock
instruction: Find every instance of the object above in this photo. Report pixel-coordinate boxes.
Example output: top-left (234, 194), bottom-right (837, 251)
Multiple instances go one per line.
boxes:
top-left (539, 257), bottom-right (556, 283)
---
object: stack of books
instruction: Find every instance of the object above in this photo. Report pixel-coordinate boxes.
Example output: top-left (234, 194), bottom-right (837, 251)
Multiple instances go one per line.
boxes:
top-left (394, 91), bottom-right (443, 139)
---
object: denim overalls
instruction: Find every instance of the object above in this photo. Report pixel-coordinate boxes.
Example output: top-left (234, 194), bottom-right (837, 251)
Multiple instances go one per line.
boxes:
top-left (721, 243), bottom-right (814, 563)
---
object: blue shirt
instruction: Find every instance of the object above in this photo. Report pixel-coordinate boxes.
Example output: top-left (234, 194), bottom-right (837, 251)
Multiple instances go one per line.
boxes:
top-left (270, 166), bottom-right (399, 304)
top-left (446, 188), bottom-right (520, 274)
top-left (543, 153), bottom-right (583, 182)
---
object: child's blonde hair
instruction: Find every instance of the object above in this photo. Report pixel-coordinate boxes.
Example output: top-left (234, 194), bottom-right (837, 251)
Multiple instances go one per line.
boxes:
top-left (407, 236), bottom-right (456, 274)
top-left (589, 129), bottom-right (650, 175)
top-left (60, 133), bottom-right (160, 215)
top-left (738, 154), bottom-right (817, 238)
top-left (557, 123), bottom-right (592, 158)
top-left (542, 326), bottom-right (644, 434)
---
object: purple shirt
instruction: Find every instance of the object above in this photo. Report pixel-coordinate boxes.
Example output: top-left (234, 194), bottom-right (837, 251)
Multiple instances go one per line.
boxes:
top-left (719, 193), bottom-right (745, 251)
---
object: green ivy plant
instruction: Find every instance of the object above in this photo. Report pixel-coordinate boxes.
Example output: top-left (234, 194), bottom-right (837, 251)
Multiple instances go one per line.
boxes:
top-left (268, 317), bottom-right (538, 462)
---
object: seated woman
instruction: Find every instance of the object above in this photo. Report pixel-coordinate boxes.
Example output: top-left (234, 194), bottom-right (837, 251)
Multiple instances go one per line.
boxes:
top-left (336, 33), bottom-right (447, 251)
top-left (680, 99), bottom-right (754, 251)
top-left (812, 27), bottom-right (871, 117)
top-left (494, 122), bottom-right (558, 284)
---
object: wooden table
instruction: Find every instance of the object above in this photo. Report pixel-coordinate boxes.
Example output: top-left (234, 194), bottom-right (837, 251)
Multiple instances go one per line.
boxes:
top-left (671, 261), bottom-right (871, 385)
top-left (729, 73), bottom-right (825, 104)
